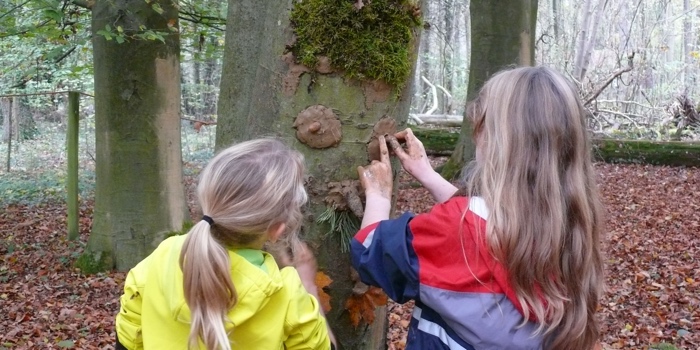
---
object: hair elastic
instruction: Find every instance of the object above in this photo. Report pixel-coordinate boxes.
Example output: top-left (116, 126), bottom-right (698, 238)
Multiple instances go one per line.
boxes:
top-left (202, 215), bottom-right (214, 225)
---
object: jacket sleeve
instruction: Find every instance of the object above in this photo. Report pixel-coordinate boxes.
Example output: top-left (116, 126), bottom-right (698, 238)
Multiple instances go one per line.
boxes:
top-left (115, 255), bottom-right (152, 350)
top-left (350, 212), bottom-right (420, 303)
top-left (281, 268), bottom-right (332, 350)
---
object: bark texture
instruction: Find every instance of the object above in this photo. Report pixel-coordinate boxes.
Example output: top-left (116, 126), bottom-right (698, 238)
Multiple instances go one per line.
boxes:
top-left (216, 1), bottom-right (422, 349)
top-left (442, 0), bottom-right (538, 179)
top-left (87, 0), bottom-right (187, 271)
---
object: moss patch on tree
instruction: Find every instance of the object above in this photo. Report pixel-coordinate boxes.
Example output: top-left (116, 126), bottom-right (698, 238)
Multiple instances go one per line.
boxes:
top-left (290, 0), bottom-right (421, 87)
top-left (75, 251), bottom-right (111, 275)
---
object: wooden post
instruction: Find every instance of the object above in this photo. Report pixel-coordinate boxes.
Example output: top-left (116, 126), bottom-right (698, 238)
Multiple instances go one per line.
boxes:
top-left (5, 98), bottom-right (11, 172)
top-left (67, 92), bottom-right (79, 240)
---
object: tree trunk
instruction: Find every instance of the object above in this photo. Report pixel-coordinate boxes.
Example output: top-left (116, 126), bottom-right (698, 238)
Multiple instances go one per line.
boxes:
top-left (579, 0), bottom-right (607, 82)
top-left (552, 0), bottom-right (560, 43)
top-left (1, 98), bottom-right (10, 143)
top-left (442, 0), bottom-right (538, 180)
top-left (216, 1), bottom-right (423, 349)
top-left (573, 0), bottom-right (595, 81)
top-left (683, 0), bottom-right (692, 89)
top-left (442, 0), bottom-right (454, 113)
top-left (85, 0), bottom-right (187, 272)
top-left (12, 96), bottom-right (19, 142)
top-left (202, 35), bottom-right (219, 116)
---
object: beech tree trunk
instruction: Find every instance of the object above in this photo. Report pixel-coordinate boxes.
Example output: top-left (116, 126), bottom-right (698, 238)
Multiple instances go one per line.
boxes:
top-left (86, 0), bottom-right (187, 271)
top-left (216, 1), bottom-right (422, 349)
top-left (442, 0), bottom-right (538, 179)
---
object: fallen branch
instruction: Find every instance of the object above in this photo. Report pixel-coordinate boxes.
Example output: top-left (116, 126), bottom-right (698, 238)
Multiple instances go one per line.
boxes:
top-left (421, 76), bottom-right (438, 115)
top-left (584, 52), bottom-right (635, 106)
top-left (409, 114), bottom-right (462, 127)
top-left (412, 127), bottom-right (700, 167)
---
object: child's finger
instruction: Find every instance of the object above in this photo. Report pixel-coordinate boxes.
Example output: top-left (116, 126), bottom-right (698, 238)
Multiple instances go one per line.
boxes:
top-left (405, 128), bottom-right (417, 147)
top-left (357, 165), bottom-right (365, 179)
top-left (394, 129), bottom-right (408, 142)
top-left (378, 135), bottom-right (390, 165)
top-left (387, 135), bottom-right (408, 161)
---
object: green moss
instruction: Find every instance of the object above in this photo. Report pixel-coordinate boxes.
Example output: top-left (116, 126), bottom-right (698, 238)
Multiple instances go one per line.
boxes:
top-left (164, 220), bottom-right (195, 239)
top-left (75, 251), bottom-right (111, 275)
top-left (290, 0), bottom-right (421, 87)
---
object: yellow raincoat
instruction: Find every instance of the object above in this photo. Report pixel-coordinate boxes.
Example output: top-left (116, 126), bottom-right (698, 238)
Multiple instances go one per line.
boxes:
top-left (115, 235), bottom-right (330, 350)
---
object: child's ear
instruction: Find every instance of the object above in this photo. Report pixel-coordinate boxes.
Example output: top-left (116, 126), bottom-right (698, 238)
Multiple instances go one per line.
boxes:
top-left (267, 223), bottom-right (287, 243)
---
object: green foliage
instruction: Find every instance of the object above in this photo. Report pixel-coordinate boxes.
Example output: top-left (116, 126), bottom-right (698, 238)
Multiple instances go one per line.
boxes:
top-left (0, 1), bottom-right (93, 95)
top-left (95, 24), bottom-right (171, 44)
top-left (0, 119), bottom-right (96, 206)
top-left (317, 206), bottom-right (360, 252)
top-left (0, 170), bottom-right (95, 207)
top-left (650, 343), bottom-right (680, 350)
top-left (290, 0), bottom-right (421, 87)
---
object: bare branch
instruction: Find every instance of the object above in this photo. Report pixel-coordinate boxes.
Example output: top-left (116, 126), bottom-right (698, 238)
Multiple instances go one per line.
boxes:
top-left (0, 91), bottom-right (94, 98)
top-left (421, 76), bottom-right (438, 115)
top-left (69, 0), bottom-right (94, 9)
top-left (54, 46), bottom-right (77, 64)
top-left (584, 53), bottom-right (635, 106)
top-left (0, 0), bottom-right (33, 21)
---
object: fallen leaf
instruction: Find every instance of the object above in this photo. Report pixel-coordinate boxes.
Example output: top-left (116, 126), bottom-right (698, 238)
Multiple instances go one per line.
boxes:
top-left (315, 271), bottom-right (332, 312)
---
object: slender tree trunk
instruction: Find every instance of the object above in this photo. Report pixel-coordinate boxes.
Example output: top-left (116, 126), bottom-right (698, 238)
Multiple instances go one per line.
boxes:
top-left (216, 1), bottom-right (423, 348)
top-left (12, 96), bottom-right (19, 142)
top-left (443, 0), bottom-right (454, 113)
top-left (552, 0), bottom-right (560, 42)
top-left (202, 36), bottom-right (218, 115)
top-left (579, 0), bottom-right (607, 82)
top-left (683, 0), bottom-right (692, 89)
top-left (86, 0), bottom-right (187, 271)
top-left (573, 0), bottom-right (595, 81)
top-left (442, 0), bottom-right (538, 179)
top-left (1, 98), bottom-right (10, 143)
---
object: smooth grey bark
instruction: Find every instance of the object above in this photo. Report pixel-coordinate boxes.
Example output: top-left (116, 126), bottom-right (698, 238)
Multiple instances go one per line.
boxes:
top-left (573, 0), bottom-right (595, 81)
top-left (87, 0), bottom-right (187, 271)
top-left (216, 1), bottom-right (422, 349)
top-left (1, 98), bottom-right (11, 143)
top-left (442, 0), bottom-right (538, 179)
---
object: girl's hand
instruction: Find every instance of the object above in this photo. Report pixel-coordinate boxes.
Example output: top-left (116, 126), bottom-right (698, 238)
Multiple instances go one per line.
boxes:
top-left (389, 128), bottom-right (434, 183)
top-left (390, 128), bottom-right (458, 203)
top-left (292, 242), bottom-right (338, 348)
top-left (293, 242), bottom-right (317, 292)
top-left (357, 135), bottom-right (393, 200)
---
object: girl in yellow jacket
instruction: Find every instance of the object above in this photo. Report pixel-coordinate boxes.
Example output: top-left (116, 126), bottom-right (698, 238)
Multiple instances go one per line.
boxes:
top-left (115, 139), bottom-right (335, 350)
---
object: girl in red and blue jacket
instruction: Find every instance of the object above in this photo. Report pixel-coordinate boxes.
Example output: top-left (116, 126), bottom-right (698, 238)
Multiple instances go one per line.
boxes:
top-left (353, 67), bottom-right (605, 350)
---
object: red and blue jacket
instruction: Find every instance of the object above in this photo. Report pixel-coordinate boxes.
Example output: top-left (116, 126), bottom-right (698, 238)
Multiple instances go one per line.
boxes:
top-left (351, 197), bottom-right (543, 350)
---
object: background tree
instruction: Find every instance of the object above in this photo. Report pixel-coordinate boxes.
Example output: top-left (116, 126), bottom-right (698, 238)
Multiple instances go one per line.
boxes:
top-left (81, 0), bottom-right (188, 271)
top-left (441, 0), bottom-right (538, 179)
top-left (215, 0), bottom-right (423, 348)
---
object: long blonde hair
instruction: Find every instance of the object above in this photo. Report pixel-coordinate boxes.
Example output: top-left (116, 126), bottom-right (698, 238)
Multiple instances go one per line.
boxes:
top-left (179, 138), bottom-right (308, 350)
top-left (463, 66), bottom-right (604, 349)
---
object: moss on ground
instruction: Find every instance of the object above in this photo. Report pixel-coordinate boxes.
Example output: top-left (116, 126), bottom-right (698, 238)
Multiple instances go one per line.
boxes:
top-left (290, 0), bottom-right (421, 87)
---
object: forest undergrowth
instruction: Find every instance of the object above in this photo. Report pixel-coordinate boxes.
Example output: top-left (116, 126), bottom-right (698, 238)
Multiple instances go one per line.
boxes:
top-left (0, 159), bottom-right (698, 349)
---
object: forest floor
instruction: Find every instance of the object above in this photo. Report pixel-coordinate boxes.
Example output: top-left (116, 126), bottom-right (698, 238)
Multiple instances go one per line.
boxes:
top-left (0, 161), bottom-right (698, 349)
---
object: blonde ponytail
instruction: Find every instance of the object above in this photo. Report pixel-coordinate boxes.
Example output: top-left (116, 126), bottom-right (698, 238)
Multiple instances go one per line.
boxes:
top-left (178, 138), bottom-right (308, 349)
top-left (180, 221), bottom-right (236, 350)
